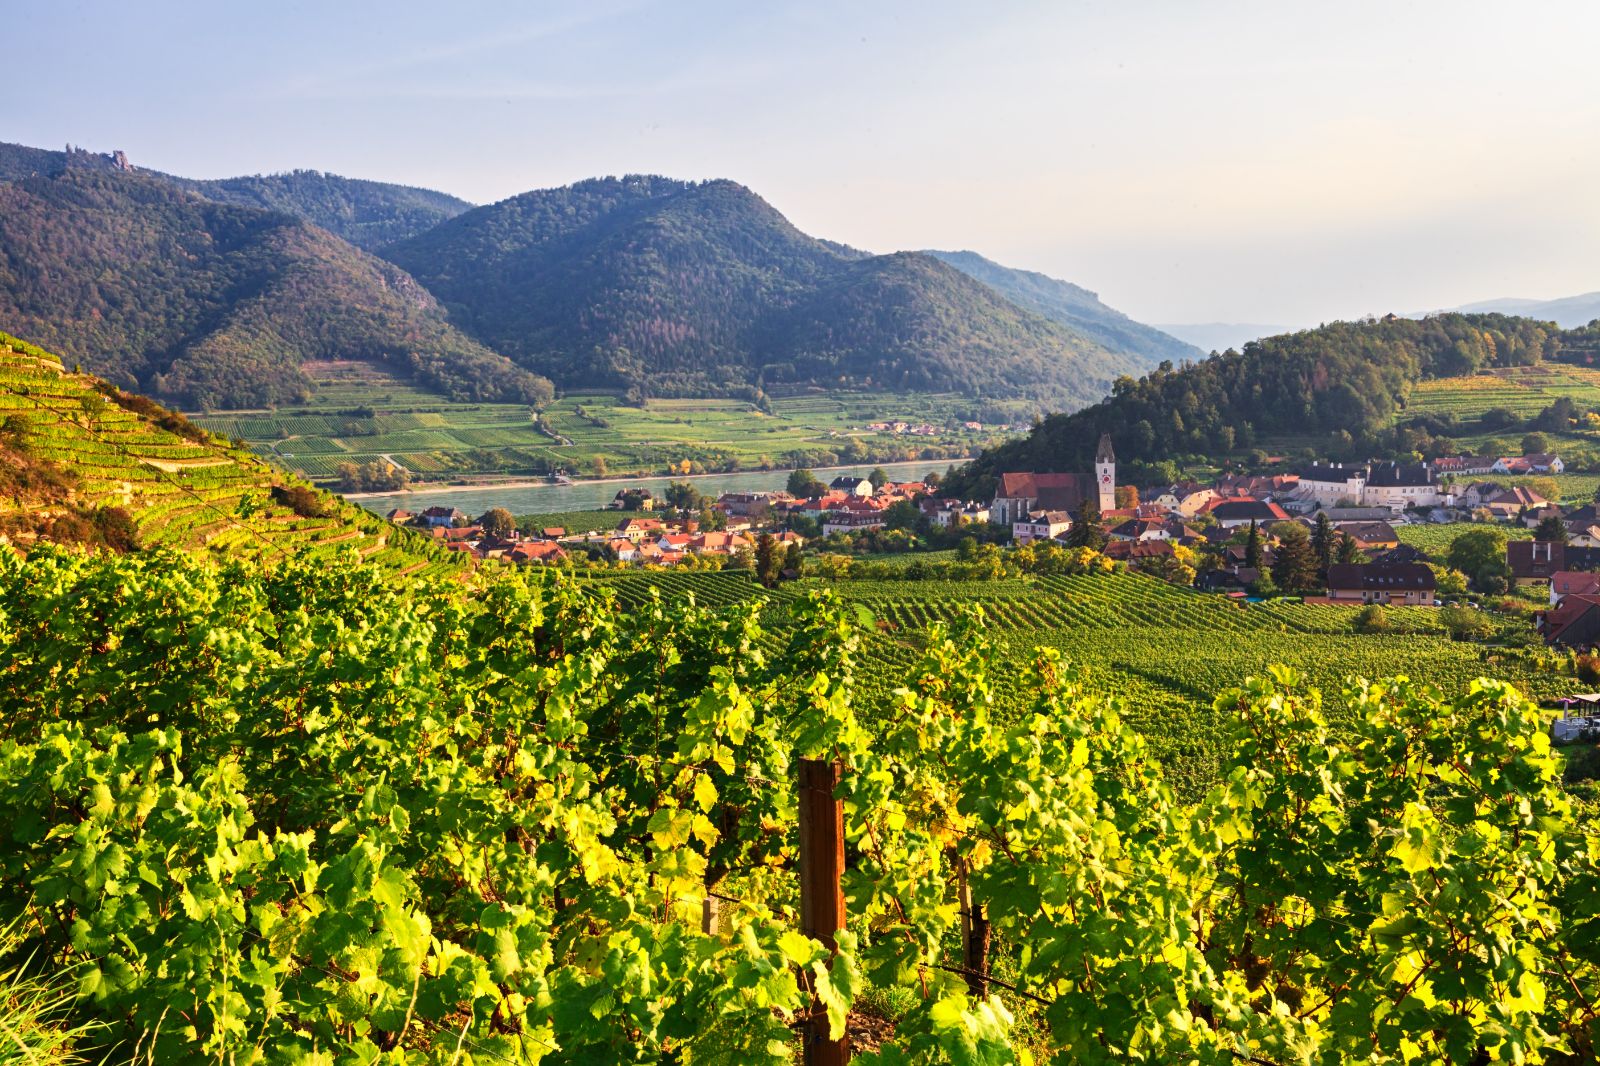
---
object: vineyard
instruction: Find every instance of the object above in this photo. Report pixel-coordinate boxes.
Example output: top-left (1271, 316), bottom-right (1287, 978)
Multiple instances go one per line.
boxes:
top-left (0, 335), bottom-right (461, 578)
top-left (1, 547), bottom-right (1596, 1063)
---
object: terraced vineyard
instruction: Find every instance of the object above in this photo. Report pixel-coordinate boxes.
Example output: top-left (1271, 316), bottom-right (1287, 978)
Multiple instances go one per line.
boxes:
top-left (1408, 363), bottom-right (1600, 418)
top-left (0, 335), bottom-right (462, 577)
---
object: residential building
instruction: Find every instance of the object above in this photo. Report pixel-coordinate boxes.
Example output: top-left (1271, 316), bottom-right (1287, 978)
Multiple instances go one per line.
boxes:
top-left (829, 476), bottom-right (875, 498)
top-left (1538, 593), bottom-right (1600, 648)
top-left (1326, 563), bottom-right (1438, 605)
top-left (1508, 540), bottom-right (1564, 585)
top-left (1362, 463), bottom-right (1442, 512)
top-left (1550, 571), bottom-right (1600, 606)
top-left (1013, 511), bottom-right (1073, 545)
top-left (1294, 463), bottom-right (1367, 509)
top-left (1206, 497), bottom-right (1290, 529)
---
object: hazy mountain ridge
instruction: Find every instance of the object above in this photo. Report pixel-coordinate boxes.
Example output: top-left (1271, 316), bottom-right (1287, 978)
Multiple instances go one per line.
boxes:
top-left (924, 250), bottom-right (1202, 365)
top-left (1433, 292), bottom-right (1600, 330)
top-left (387, 175), bottom-right (1163, 405)
top-left (0, 142), bottom-right (471, 251)
top-left (0, 167), bottom-right (550, 409)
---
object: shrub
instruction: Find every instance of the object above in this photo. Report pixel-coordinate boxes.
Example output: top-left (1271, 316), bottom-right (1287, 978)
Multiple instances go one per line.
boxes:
top-left (1353, 603), bottom-right (1391, 633)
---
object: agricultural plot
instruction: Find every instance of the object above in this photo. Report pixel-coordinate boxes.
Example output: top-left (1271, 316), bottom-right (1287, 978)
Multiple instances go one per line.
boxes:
top-left (581, 566), bottom-right (1569, 797)
top-left (190, 366), bottom-right (1020, 483)
top-left (1409, 364), bottom-right (1600, 419)
top-left (0, 340), bottom-right (459, 576)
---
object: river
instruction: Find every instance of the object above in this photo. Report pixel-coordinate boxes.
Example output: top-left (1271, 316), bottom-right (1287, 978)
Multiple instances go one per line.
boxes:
top-left (349, 459), bottom-right (954, 517)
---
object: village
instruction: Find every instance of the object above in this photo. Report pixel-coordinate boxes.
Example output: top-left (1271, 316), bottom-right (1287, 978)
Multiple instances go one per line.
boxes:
top-left (376, 432), bottom-right (1600, 641)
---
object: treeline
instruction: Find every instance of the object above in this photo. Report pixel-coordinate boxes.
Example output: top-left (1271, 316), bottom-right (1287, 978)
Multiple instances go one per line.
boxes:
top-left (0, 169), bottom-right (551, 410)
top-left (948, 313), bottom-right (1564, 493)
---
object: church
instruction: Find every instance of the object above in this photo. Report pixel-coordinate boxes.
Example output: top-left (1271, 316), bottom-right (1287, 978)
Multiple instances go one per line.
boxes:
top-left (989, 434), bottom-right (1116, 526)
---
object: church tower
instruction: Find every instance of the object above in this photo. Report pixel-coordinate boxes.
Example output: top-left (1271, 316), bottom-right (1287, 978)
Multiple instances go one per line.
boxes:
top-left (1095, 433), bottom-right (1116, 513)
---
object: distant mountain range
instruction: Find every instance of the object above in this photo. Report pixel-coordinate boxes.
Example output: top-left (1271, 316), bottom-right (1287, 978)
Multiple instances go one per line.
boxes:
top-left (1431, 293), bottom-right (1600, 330)
top-left (0, 140), bottom-right (1196, 411)
top-left (1152, 322), bottom-right (1293, 354)
top-left (923, 250), bottom-right (1202, 365)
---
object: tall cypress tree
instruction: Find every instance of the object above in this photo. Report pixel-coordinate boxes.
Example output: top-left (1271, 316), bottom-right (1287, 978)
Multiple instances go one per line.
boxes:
top-left (1244, 520), bottom-right (1263, 569)
top-left (1311, 512), bottom-right (1335, 580)
top-left (1336, 530), bottom-right (1362, 565)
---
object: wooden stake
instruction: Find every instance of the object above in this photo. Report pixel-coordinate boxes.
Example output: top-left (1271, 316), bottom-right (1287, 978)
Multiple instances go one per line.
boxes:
top-left (958, 862), bottom-right (991, 998)
top-left (797, 758), bottom-right (849, 1065)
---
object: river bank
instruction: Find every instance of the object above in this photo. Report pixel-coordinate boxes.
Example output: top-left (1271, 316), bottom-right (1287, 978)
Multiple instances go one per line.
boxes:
top-left (347, 459), bottom-right (954, 516)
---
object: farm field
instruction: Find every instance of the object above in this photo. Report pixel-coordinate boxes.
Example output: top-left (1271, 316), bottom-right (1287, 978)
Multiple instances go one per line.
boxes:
top-left (189, 361), bottom-right (1025, 483)
top-left (512, 508), bottom-right (619, 535)
top-left (571, 567), bottom-right (1568, 798)
top-left (1408, 363), bottom-right (1600, 419)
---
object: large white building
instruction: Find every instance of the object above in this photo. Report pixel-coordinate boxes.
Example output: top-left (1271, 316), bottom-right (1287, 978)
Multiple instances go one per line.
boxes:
top-left (1294, 461), bottom-right (1445, 514)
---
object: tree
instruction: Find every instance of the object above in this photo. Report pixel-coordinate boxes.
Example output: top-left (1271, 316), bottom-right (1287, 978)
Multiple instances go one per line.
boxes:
top-left (479, 507), bottom-right (515, 539)
top-left (1446, 527), bottom-right (1509, 580)
top-left (1270, 522), bottom-right (1319, 592)
top-left (868, 467), bottom-right (889, 491)
top-left (1066, 499), bottom-right (1105, 551)
top-left (754, 533), bottom-right (780, 588)
top-left (665, 481), bottom-right (704, 512)
top-left (697, 506), bottom-right (726, 532)
top-left (1521, 432), bottom-right (1549, 454)
top-left (1310, 512), bottom-right (1334, 579)
top-left (883, 499), bottom-right (921, 532)
top-left (782, 541), bottom-right (804, 576)
top-left (1534, 514), bottom-right (1569, 543)
top-left (787, 468), bottom-right (825, 498)
top-left (1529, 477), bottom-right (1560, 502)
top-left (1243, 520), bottom-right (1263, 569)
top-left (1115, 484), bottom-right (1139, 509)
top-left (1336, 531), bottom-right (1362, 564)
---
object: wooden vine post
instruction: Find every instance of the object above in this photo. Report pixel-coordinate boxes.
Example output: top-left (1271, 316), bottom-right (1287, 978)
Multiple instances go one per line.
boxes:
top-left (797, 757), bottom-right (850, 1065)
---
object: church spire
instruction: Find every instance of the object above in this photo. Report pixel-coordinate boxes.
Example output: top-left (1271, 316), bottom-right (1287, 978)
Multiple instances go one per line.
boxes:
top-left (1096, 433), bottom-right (1115, 463)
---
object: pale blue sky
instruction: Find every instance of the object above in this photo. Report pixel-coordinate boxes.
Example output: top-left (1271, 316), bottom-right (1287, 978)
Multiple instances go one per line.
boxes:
top-left (6, 1), bottom-right (1599, 325)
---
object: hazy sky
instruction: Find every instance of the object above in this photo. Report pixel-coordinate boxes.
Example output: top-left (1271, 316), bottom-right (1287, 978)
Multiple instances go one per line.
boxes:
top-left (7, 1), bottom-right (1599, 325)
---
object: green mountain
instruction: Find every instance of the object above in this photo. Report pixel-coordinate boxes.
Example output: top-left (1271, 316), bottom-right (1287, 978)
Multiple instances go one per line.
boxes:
top-left (386, 175), bottom-right (1162, 406)
top-left (923, 249), bottom-right (1202, 365)
top-left (0, 167), bottom-right (550, 410)
top-left (0, 142), bottom-right (471, 250)
top-left (945, 313), bottom-right (1564, 493)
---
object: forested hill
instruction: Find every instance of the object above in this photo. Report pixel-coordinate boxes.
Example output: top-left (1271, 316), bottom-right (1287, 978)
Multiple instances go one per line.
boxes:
top-left (0, 167), bottom-right (550, 410)
top-left (385, 175), bottom-right (1162, 405)
top-left (946, 313), bottom-right (1563, 491)
top-left (924, 249), bottom-right (1203, 365)
top-left (0, 141), bottom-right (471, 250)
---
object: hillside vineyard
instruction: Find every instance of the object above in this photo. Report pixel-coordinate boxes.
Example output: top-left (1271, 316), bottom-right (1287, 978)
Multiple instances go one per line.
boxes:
top-left (3, 547), bottom-right (1598, 1063)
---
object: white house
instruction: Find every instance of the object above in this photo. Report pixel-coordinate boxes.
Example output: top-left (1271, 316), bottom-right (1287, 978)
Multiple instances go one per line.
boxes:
top-left (1013, 511), bottom-right (1072, 545)
top-left (1362, 463), bottom-right (1443, 513)
top-left (1294, 463), bottom-right (1367, 509)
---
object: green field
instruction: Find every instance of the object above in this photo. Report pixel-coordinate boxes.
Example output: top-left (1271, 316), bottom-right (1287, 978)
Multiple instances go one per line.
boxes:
top-left (1408, 364), bottom-right (1600, 419)
top-left (512, 509), bottom-right (618, 535)
top-left (189, 361), bottom-right (1026, 483)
